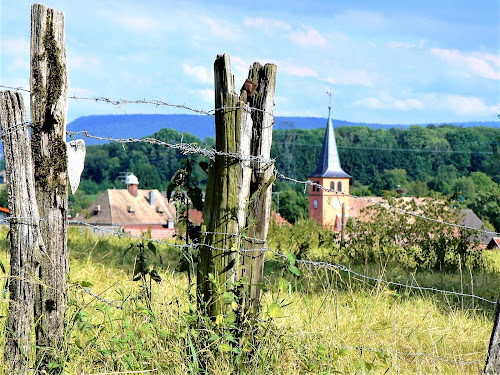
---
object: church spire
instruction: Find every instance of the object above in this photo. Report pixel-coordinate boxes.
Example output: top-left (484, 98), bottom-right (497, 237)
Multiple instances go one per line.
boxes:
top-left (310, 90), bottom-right (350, 178)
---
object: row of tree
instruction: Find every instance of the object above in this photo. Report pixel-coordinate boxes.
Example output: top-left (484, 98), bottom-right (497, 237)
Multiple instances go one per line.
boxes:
top-left (72, 123), bottom-right (499, 230)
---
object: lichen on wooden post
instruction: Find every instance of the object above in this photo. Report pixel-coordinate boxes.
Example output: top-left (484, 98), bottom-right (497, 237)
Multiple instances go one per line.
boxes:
top-left (1, 90), bottom-right (45, 374)
top-left (197, 53), bottom-right (252, 317)
top-left (240, 62), bottom-right (277, 311)
top-left (30, 3), bottom-right (69, 369)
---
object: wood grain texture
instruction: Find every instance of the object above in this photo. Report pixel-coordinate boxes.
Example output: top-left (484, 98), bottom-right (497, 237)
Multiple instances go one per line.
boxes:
top-left (197, 53), bottom-right (252, 317)
top-left (241, 62), bottom-right (277, 310)
top-left (30, 3), bottom-right (68, 368)
top-left (1, 90), bottom-right (45, 374)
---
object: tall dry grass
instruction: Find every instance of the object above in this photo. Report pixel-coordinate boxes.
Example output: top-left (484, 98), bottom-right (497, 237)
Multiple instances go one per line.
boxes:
top-left (0, 227), bottom-right (496, 374)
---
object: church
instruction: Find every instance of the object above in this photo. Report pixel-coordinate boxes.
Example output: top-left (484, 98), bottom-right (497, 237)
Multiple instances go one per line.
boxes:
top-left (308, 102), bottom-right (351, 229)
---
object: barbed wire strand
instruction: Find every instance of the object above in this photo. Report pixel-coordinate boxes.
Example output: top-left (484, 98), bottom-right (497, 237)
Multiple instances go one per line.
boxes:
top-left (66, 130), bottom-right (275, 166)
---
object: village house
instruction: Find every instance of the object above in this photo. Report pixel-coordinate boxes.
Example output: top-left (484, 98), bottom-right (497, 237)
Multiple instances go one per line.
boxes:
top-left (84, 173), bottom-right (176, 239)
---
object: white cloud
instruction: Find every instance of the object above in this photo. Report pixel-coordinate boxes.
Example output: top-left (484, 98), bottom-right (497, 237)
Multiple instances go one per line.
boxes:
top-left (200, 16), bottom-right (237, 40)
top-left (443, 95), bottom-right (497, 115)
top-left (289, 27), bottom-right (326, 47)
top-left (388, 41), bottom-right (415, 49)
top-left (394, 98), bottom-right (424, 110)
top-left (325, 69), bottom-right (374, 87)
top-left (68, 54), bottom-right (101, 73)
top-left (2, 37), bottom-right (29, 56)
top-left (183, 64), bottom-right (213, 84)
top-left (109, 13), bottom-right (165, 33)
top-left (354, 95), bottom-right (423, 111)
top-left (281, 64), bottom-right (318, 78)
top-left (431, 48), bottom-right (499, 80)
top-left (244, 17), bottom-right (291, 33)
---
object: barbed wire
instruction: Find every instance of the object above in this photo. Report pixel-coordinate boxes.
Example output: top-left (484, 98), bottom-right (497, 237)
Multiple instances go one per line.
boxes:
top-left (69, 220), bottom-right (191, 250)
top-left (0, 209), bottom-right (493, 305)
top-left (66, 130), bottom-right (275, 166)
top-left (70, 282), bottom-right (126, 309)
top-left (0, 85), bottom-right (30, 93)
top-left (277, 253), bottom-right (496, 304)
top-left (274, 170), bottom-right (500, 237)
top-left (0, 121), bottom-right (31, 138)
top-left (0, 85), bottom-right (275, 119)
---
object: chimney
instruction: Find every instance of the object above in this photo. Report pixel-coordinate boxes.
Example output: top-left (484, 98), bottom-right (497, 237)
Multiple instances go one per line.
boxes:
top-left (125, 173), bottom-right (139, 198)
top-left (149, 191), bottom-right (154, 206)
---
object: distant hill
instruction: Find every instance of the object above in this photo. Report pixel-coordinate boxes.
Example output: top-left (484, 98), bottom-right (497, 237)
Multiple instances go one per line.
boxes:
top-left (66, 114), bottom-right (500, 145)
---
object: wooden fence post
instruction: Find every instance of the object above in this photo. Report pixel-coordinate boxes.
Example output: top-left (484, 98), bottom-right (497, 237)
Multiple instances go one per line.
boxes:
top-left (485, 296), bottom-right (500, 374)
top-left (1, 91), bottom-right (45, 374)
top-left (197, 53), bottom-right (252, 317)
top-left (240, 63), bottom-right (277, 311)
top-left (30, 3), bottom-right (69, 367)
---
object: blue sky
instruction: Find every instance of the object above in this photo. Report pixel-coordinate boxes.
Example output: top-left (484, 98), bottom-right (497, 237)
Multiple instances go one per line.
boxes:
top-left (1, 0), bottom-right (499, 125)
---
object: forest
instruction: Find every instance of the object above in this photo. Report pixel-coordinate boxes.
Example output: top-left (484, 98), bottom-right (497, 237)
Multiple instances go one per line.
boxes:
top-left (65, 124), bottom-right (500, 231)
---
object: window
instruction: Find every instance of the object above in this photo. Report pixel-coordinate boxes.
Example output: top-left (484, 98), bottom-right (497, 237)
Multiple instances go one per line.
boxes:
top-left (337, 181), bottom-right (342, 192)
top-left (330, 181), bottom-right (335, 190)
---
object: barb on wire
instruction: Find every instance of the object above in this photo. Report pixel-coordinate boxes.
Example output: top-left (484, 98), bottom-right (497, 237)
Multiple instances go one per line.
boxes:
top-left (66, 130), bottom-right (275, 165)
top-left (275, 169), bottom-right (500, 237)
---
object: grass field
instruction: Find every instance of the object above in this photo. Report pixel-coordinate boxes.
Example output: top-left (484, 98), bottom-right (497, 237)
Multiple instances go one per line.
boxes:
top-left (0, 227), bottom-right (497, 374)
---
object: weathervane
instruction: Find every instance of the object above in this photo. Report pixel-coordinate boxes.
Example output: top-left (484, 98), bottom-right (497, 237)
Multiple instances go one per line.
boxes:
top-left (327, 88), bottom-right (332, 115)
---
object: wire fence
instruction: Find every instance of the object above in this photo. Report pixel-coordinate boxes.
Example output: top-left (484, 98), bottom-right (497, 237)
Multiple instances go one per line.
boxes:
top-left (0, 84), bottom-right (496, 370)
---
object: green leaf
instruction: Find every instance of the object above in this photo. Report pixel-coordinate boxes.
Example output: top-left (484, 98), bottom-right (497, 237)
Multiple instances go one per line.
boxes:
top-left (268, 302), bottom-right (282, 318)
top-left (147, 241), bottom-right (157, 254)
top-left (226, 311), bottom-right (236, 324)
top-left (220, 343), bottom-right (231, 352)
top-left (188, 185), bottom-right (204, 211)
top-left (286, 253), bottom-right (296, 266)
top-left (166, 182), bottom-right (177, 203)
top-left (0, 259), bottom-right (5, 274)
top-left (149, 269), bottom-right (162, 284)
top-left (289, 265), bottom-right (301, 277)
top-left (80, 281), bottom-right (93, 288)
top-left (278, 278), bottom-right (288, 294)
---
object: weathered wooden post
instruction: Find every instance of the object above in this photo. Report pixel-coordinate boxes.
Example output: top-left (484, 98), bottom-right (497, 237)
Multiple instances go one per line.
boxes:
top-left (485, 297), bottom-right (500, 374)
top-left (1, 91), bottom-right (45, 374)
top-left (30, 3), bottom-right (69, 367)
top-left (197, 54), bottom-right (277, 320)
top-left (197, 53), bottom-right (253, 317)
top-left (240, 63), bottom-right (277, 311)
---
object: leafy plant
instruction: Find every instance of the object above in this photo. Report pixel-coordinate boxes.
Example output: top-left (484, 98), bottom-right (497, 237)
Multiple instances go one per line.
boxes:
top-left (125, 242), bottom-right (162, 308)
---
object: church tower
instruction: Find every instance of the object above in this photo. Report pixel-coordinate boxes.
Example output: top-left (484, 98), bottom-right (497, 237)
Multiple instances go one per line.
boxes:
top-left (308, 93), bottom-right (350, 227)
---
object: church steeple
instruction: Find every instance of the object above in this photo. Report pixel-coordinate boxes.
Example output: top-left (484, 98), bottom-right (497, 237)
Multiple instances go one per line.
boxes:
top-left (310, 92), bottom-right (350, 178)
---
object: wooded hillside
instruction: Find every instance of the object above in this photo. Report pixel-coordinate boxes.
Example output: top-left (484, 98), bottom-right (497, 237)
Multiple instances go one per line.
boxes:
top-left (73, 124), bottom-right (500, 230)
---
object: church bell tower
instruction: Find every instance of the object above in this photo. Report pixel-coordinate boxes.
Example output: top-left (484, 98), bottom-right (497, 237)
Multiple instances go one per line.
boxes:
top-left (308, 91), bottom-right (350, 228)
